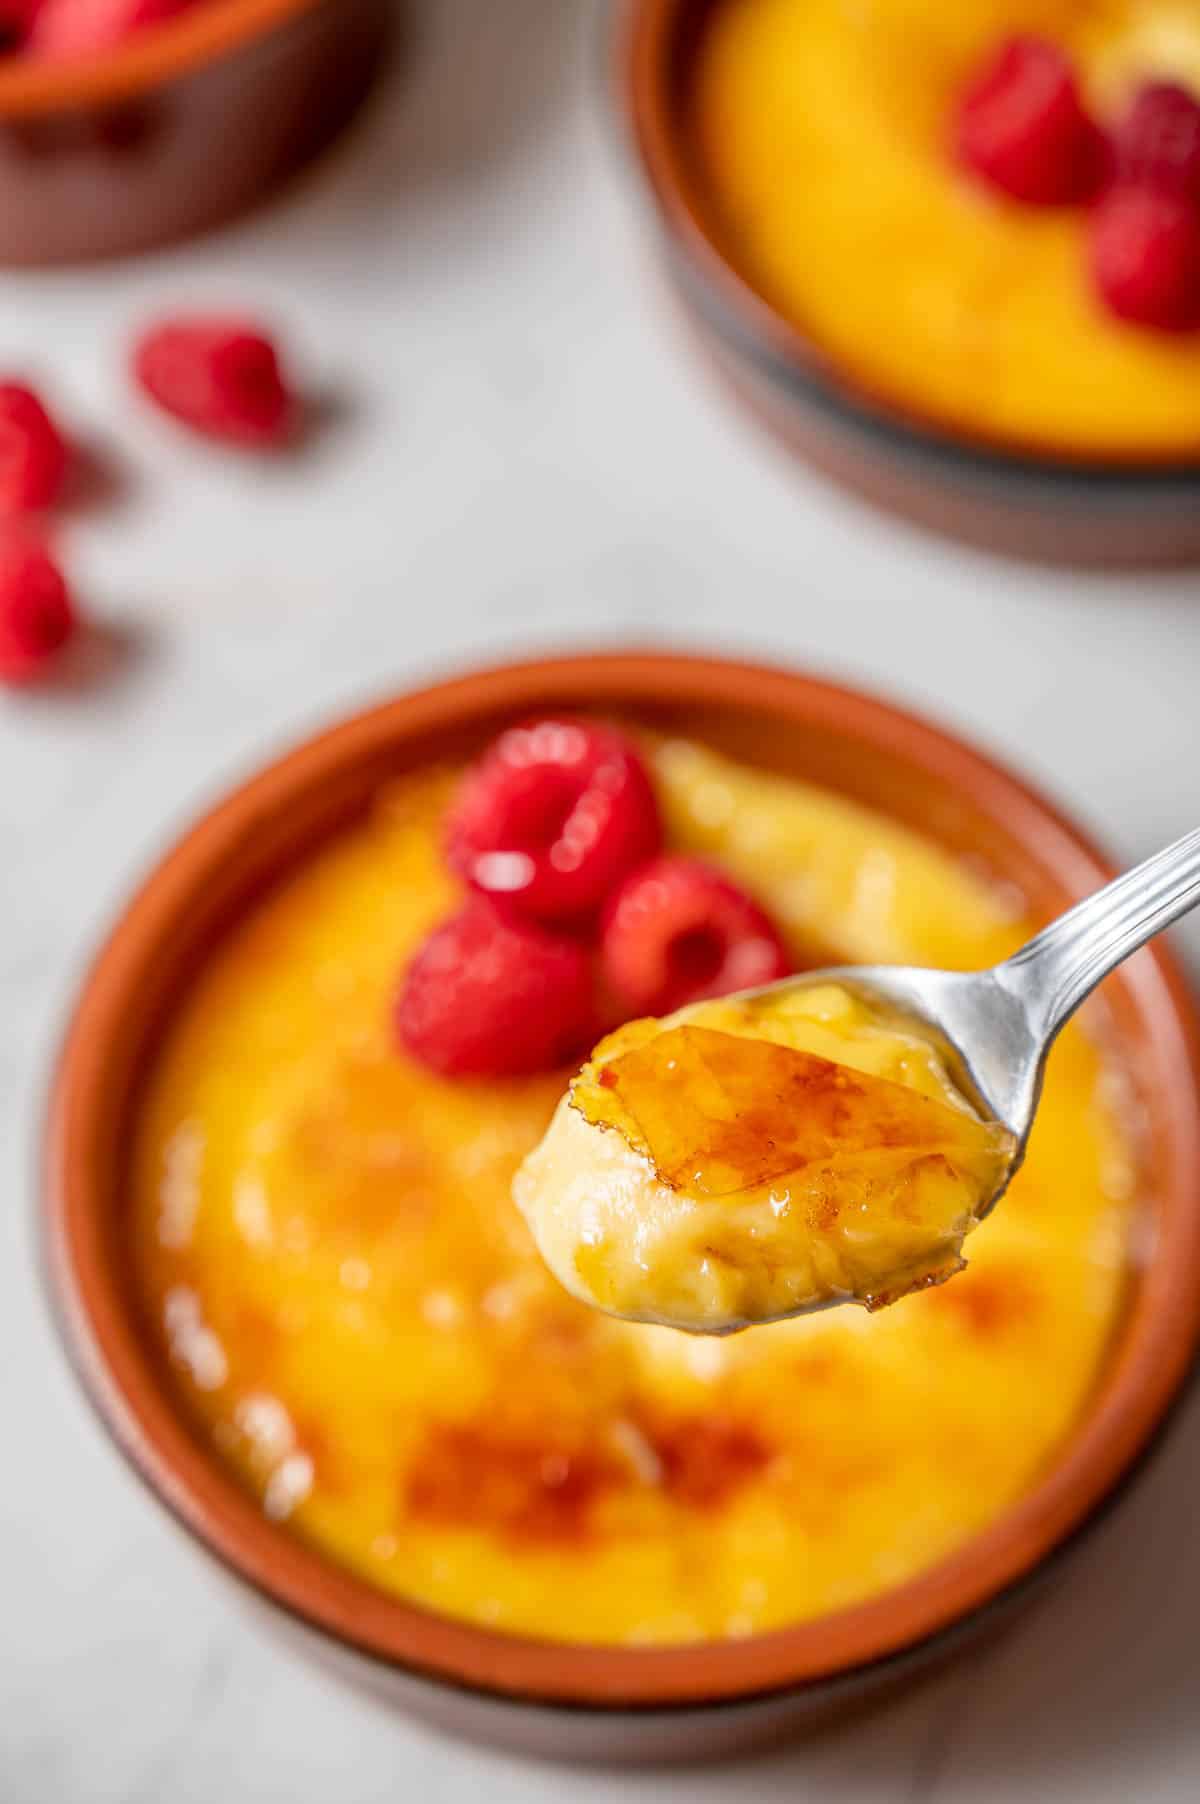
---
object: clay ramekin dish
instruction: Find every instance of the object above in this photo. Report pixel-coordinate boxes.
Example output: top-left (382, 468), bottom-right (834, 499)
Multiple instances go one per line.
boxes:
top-left (615, 0), bottom-right (1200, 567)
top-left (43, 653), bottom-right (1200, 1761)
top-left (0, 0), bottom-right (390, 263)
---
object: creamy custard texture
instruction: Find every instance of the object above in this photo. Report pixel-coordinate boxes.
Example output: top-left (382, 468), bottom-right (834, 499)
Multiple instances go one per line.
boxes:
top-left (130, 741), bottom-right (1136, 1645)
top-left (514, 986), bottom-right (1016, 1332)
top-left (686, 0), bottom-right (1200, 457)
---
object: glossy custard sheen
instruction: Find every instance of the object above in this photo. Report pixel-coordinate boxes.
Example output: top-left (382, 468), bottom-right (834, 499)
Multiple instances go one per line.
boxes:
top-left (515, 986), bottom-right (1016, 1332)
top-left (130, 739), bottom-right (1137, 1645)
top-left (686, 0), bottom-right (1200, 458)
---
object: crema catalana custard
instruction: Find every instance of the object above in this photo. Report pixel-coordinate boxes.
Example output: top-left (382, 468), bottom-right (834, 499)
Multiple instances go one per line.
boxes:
top-left (513, 985), bottom-right (1016, 1332)
top-left (130, 738), bottom-right (1136, 1646)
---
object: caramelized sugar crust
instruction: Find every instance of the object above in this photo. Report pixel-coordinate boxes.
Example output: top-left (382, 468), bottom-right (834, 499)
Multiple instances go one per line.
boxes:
top-left (590, 1026), bottom-right (999, 1199)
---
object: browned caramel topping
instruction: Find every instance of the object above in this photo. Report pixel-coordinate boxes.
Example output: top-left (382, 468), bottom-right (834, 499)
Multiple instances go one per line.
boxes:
top-left (585, 1025), bottom-right (1003, 1199)
top-left (406, 1422), bottom-right (623, 1545)
top-left (404, 1408), bottom-right (772, 1546)
top-left (928, 1267), bottom-right (1035, 1340)
top-left (637, 1411), bottom-right (771, 1509)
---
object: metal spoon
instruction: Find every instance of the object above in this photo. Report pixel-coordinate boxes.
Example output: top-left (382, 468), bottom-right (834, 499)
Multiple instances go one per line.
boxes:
top-left (516, 829), bottom-right (1200, 1335)
top-left (749, 825), bottom-right (1200, 1214)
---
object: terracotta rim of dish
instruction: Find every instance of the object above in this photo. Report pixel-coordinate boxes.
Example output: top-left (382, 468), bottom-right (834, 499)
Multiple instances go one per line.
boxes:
top-left (42, 652), bottom-right (1200, 1710)
top-left (616, 0), bottom-right (1200, 481)
top-left (0, 0), bottom-right (326, 115)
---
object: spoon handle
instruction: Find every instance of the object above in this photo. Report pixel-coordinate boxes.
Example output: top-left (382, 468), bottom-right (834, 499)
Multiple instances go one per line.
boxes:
top-left (999, 825), bottom-right (1200, 1043)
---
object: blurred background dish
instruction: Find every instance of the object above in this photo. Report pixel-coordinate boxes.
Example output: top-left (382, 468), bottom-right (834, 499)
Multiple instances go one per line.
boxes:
top-left (615, 0), bottom-right (1200, 564)
top-left (42, 654), bottom-right (1200, 1760)
top-left (0, 0), bottom-right (391, 263)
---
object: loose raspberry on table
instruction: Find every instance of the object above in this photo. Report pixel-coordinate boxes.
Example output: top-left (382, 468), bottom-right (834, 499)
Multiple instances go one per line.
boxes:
top-left (395, 900), bottom-right (596, 1078)
top-left (955, 35), bottom-right (1105, 206)
top-left (0, 383), bottom-right (68, 515)
top-left (1090, 183), bottom-right (1200, 333)
top-left (445, 719), bottom-right (662, 925)
top-left (132, 316), bottom-right (294, 447)
top-left (0, 539), bottom-right (75, 686)
top-left (600, 855), bottom-right (791, 1019)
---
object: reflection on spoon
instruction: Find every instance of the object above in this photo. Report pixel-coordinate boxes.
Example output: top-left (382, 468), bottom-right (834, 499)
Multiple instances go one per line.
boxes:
top-left (515, 827), bottom-right (1200, 1334)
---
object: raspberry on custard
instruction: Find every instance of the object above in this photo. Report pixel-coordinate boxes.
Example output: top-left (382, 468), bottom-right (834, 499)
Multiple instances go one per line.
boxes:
top-left (395, 900), bottom-right (595, 1078)
top-left (600, 856), bottom-right (791, 1019)
top-left (0, 0), bottom-right (42, 53)
top-left (0, 383), bottom-right (69, 515)
top-left (1090, 183), bottom-right (1200, 333)
top-left (1115, 81), bottom-right (1200, 206)
top-left (0, 539), bottom-right (75, 686)
top-left (445, 719), bottom-right (662, 925)
top-left (132, 316), bottom-right (294, 447)
top-left (955, 35), bottom-right (1105, 206)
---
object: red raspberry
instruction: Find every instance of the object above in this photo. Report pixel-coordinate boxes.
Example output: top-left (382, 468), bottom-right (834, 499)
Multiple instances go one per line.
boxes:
top-left (0, 0), bottom-right (42, 50)
top-left (0, 540), bottom-right (75, 686)
top-left (1115, 81), bottom-right (1200, 205)
top-left (0, 383), bottom-right (68, 515)
top-left (395, 900), bottom-right (595, 1078)
top-left (1090, 184), bottom-right (1200, 332)
top-left (446, 720), bottom-right (662, 925)
top-left (30, 0), bottom-right (188, 56)
top-left (955, 36), bottom-right (1104, 205)
top-left (132, 317), bottom-right (293, 447)
top-left (600, 856), bottom-right (791, 1019)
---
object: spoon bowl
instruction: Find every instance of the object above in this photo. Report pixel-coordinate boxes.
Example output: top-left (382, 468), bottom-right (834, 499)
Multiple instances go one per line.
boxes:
top-left (518, 826), bottom-right (1200, 1337)
top-left (743, 963), bottom-right (1041, 1222)
top-left (747, 823), bottom-right (1200, 1235)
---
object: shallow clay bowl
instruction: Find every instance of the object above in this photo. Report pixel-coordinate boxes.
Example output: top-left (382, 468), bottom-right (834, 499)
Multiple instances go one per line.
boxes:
top-left (43, 653), bottom-right (1200, 1760)
top-left (615, 0), bottom-right (1200, 567)
top-left (0, 0), bottom-right (390, 263)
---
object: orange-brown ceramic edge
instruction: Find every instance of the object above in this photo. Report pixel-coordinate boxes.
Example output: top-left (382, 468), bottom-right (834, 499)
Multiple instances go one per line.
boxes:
top-left (42, 651), bottom-right (1200, 1711)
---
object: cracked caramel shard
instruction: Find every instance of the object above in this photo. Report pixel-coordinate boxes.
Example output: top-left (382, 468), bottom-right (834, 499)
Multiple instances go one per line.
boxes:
top-left (514, 992), bottom-right (1015, 1333)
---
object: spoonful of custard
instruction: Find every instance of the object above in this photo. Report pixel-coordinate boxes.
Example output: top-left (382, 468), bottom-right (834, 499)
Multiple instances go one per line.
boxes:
top-left (514, 827), bottom-right (1200, 1333)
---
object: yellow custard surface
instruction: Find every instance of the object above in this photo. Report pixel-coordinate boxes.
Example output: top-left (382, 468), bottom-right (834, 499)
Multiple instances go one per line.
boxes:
top-left (130, 737), bottom-right (1136, 1646)
top-left (686, 0), bottom-right (1200, 458)
top-left (515, 986), bottom-right (1016, 1331)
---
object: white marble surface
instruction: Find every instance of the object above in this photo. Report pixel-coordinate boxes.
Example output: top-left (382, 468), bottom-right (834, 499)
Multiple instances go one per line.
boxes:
top-left (4, 2), bottom-right (1200, 1797)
